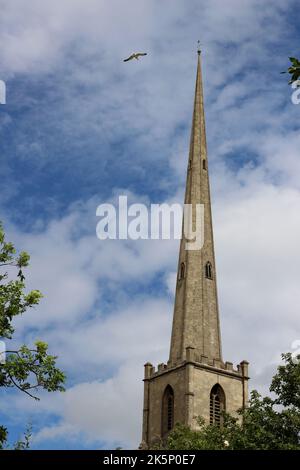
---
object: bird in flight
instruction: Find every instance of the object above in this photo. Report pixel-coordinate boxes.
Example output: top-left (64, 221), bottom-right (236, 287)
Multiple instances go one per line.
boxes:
top-left (123, 52), bottom-right (147, 62)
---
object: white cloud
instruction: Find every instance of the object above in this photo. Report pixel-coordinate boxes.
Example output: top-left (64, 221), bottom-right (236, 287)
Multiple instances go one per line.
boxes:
top-left (34, 361), bottom-right (144, 449)
top-left (4, 168), bottom-right (300, 448)
top-left (215, 180), bottom-right (300, 367)
top-left (1, 295), bottom-right (172, 449)
top-left (1, 0), bottom-right (300, 451)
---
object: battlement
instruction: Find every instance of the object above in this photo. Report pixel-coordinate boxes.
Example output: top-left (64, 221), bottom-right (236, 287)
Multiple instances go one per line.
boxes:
top-left (144, 347), bottom-right (249, 379)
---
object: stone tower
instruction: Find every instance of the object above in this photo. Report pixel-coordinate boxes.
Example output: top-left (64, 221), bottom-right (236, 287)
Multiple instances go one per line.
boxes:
top-left (141, 51), bottom-right (249, 447)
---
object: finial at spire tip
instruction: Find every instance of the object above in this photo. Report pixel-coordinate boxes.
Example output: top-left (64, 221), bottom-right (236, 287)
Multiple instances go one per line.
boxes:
top-left (197, 40), bottom-right (201, 55)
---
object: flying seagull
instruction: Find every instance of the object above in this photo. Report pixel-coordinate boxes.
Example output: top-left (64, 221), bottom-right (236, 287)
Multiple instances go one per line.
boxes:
top-left (123, 52), bottom-right (147, 62)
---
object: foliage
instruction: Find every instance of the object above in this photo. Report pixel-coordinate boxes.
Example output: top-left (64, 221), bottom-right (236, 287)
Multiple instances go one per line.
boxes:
top-left (13, 424), bottom-right (32, 450)
top-left (282, 57), bottom-right (300, 86)
top-left (0, 222), bottom-right (65, 449)
top-left (270, 352), bottom-right (300, 408)
top-left (162, 353), bottom-right (300, 450)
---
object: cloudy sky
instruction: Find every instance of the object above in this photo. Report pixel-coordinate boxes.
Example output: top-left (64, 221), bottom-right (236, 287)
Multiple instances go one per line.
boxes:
top-left (0, 0), bottom-right (300, 449)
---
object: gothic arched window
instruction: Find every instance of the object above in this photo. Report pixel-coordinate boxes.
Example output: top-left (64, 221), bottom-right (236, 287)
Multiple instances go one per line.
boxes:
top-left (162, 385), bottom-right (174, 436)
top-left (203, 159), bottom-right (207, 170)
top-left (205, 261), bottom-right (213, 280)
top-left (210, 384), bottom-right (225, 427)
top-left (180, 262), bottom-right (185, 280)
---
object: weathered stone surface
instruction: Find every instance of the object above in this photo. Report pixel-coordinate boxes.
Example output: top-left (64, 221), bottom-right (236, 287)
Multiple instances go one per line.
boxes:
top-left (141, 53), bottom-right (249, 448)
top-left (169, 52), bottom-right (221, 365)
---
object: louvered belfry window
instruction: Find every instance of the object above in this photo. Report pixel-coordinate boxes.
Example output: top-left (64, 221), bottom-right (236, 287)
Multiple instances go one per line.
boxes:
top-left (167, 396), bottom-right (173, 431)
top-left (162, 385), bottom-right (174, 436)
top-left (210, 384), bottom-right (225, 427)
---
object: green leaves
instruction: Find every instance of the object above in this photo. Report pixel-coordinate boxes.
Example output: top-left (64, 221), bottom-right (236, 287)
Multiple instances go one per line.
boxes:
top-left (17, 251), bottom-right (30, 268)
top-left (0, 426), bottom-right (8, 450)
top-left (162, 353), bottom-right (300, 450)
top-left (24, 290), bottom-right (43, 306)
top-left (0, 423), bottom-right (32, 450)
top-left (0, 221), bottom-right (66, 448)
top-left (290, 57), bottom-right (300, 67)
top-left (0, 281), bottom-right (42, 339)
top-left (0, 222), bottom-right (43, 339)
top-left (270, 352), bottom-right (300, 408)
top-left (13, 424), bottom-right (32, 450)
top-left (0, 242), bottom-right (15, 265)
top-left (1, 343), bottom-right (66, 400)
top-left (282, 57), bottom-right (300, 86)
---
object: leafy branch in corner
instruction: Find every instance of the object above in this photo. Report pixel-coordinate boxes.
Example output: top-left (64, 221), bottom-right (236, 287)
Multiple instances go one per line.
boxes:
top-left (0, 221), bottom-right (66, 449)
top-left (282, 57), bottom-right (300, 86)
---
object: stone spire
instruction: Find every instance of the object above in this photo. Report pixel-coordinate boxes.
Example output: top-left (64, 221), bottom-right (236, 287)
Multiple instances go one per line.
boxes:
top-left (169, 51), bottom-right (222, 364)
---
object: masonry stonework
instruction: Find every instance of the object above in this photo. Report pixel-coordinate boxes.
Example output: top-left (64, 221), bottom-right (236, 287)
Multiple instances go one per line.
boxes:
top-left (140, 51), bottom-right (249, 448)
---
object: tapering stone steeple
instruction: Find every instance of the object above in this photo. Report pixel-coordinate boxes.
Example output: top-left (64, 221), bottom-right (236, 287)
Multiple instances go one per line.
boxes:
top-left (140, 51), bottom-right (249, 449)
top-left (169, 51), bottom-right (222, 364)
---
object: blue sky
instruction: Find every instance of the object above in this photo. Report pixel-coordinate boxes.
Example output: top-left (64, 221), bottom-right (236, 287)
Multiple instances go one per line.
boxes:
top-left (0, 0), bottom-right (300, 449)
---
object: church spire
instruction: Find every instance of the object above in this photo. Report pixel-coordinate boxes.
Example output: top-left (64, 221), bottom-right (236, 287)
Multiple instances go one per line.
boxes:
top-left (141, 51), bottom-right (249, 448)
top-left (169, 51), bottom-right (222, 364)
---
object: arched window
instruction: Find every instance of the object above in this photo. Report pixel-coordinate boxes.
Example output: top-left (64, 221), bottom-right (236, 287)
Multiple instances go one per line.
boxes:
top-left (180, 262), bottom-right (185, 280)
top-left (162, 385), bottom-right (174, 436)
top-left (203, 159), bottom-right (207, 170)
top-left (210, 384), bottom-right (225, 427)
top-left (205, 261), bottom-right (213, 280)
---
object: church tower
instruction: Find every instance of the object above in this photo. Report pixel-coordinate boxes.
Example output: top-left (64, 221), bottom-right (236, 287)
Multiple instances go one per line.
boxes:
top-left (141, 50), bottom-right (249, 447)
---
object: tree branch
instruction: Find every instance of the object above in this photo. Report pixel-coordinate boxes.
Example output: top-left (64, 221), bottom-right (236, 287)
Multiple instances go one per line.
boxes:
top-left (7, 373), bottom-right (40, 401)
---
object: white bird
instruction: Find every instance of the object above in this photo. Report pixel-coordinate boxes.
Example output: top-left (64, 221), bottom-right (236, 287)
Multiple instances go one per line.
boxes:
top-left (123, 52), bottom-right (147, 62)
